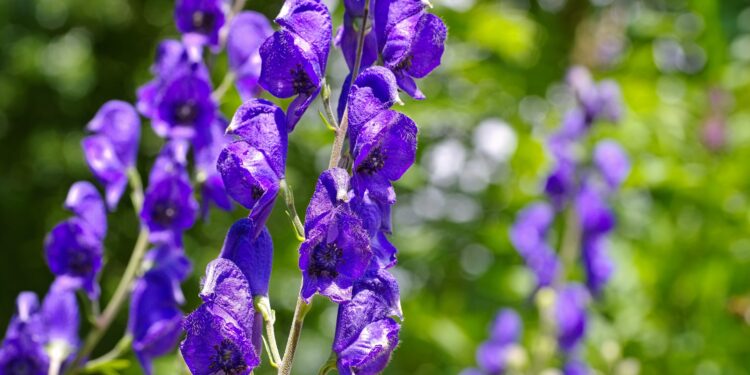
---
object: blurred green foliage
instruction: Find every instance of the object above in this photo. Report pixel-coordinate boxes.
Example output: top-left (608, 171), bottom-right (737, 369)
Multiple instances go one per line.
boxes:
top-left (1, 0), bottom-right (750, 374)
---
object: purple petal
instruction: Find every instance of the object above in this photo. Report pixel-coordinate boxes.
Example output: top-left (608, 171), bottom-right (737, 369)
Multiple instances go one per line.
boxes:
top-left (476, 341), bottom-right (510, 374)
top-left (344, 67), bottom-right (400, 144)
top-left (227, 12), bottom-right (274, 99)
top-left (44, 219), bottom-right (103, 299)
top-left (581, 234), bottom-right (613, 296)
top-left (593, 140), bottom-right (630, 190)
top-left (555, 284), bottom-right (589, 352)
top-left (154, 71), bottom-right (216, 140)
top-left (0, 337), bottom-right (49, 375)
top-left (219, 219), bottom-right (274, 296)
top-left (336, 318), bottom-right (400, 375)
top-left (86, 100), bottom-right (141, 168)
top-left (64, 181), bottom-right (107, 240)
top-left (259, 30), bottom-right (321, 99)
top-left (509, 202), bottom-right (554, 257)
top-left (304, 168), bottom-right (350, 233)
top-left (275, 0), bottom-right (332, 72)
top-left (140, 173), bottom-right (198, 242)
top-left (353, 110), bottom-right (418, 182)
top-left (489, 309), bottom-right (522, 345)
top-left (373, 0), bottom-right (426, 51)
top-left (383, 13), bottom-right (446, 79)
top-left (199, 259), bottom-right (255, 332)
top-left (41, 279), bottom-right (80, 353)
top-left (81, 135), bottom-right (128, 210)
top-left (174, 0), bottom-right (227, 48)
top-left (337, 13), bottom-right (378, 71)
top-left (576, 183), bottom-right (614, 236)
top-left (226, 99), bottom-right (288, 176)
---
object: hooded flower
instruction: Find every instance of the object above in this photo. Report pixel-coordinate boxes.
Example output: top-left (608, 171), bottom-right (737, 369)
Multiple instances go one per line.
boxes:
top-left (218, 219), bottom-right (274, 297)
top-left (259, 0), bottom-right (332, 130)
top-left (509, 202), bottom-right (559, 288)
top-left (338, 66), bottom-right (401, 145)
top-left (153, 69), bottom-right (217, 141)
top-left (555, 284), bottom-right (588, 353)
top-left (218, 100), bottom-right (288, 232)
top-left (41, 278), bottom-right (81, 368)
top-left (0, 337), bottom-right (48, 375)
top-left (44, 183), bottom-right (107, 299)
top-left (174, 0), bottom-right (227, 48)
top-left (575, 183), bottom-right (615, 237)
top-left (299, 206), bottom-right (372, 303)
top-left (227, 12), bottom-right (274, 99)
top-left (82, 101), bottom-right (141, 210)
top-left (581, 234), bottom-right (613, 296)
top-left (333, 270), bottom-right (401, 375)
top-left (181, 259), bottom-right (261, 375)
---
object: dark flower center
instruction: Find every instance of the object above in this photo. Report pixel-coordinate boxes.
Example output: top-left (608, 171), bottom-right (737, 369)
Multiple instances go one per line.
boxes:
top-left (192, 11), bottom-right (216, 34)
top-left (209, 338), bottom-right (247, 374)
top-left (152, 201), bottom-right (178, 228)
top-left (67, 248), bottom-right (92, 276)
top-left (393, 55), bottom-right (413, 72)
top-left (291, 65), bottom-right (315, 95)
top-left (251, 185), bottom-right (265, 201)
top-left (174, 101), bottom-right (199, 124)
top-left (355, 147), bottom-right (386, 175)
top-left (4, 356), bottom-right (41, 375)
top-left (311, 242), bottom-right (342, 278)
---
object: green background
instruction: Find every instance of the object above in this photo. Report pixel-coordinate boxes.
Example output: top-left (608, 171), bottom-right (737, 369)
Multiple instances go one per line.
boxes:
top-left (1, 0), bottom-right (749, 373)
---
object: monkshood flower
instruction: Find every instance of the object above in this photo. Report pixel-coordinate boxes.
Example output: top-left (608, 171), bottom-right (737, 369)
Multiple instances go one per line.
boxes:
top-left (194, 117), bottom-right (233, 218)
top-left (218, 219), bottom-right (274, 298)
top-left (563, 359), bottom-right (590, 375)
top-left (227, 12), bottom-right (274, 100)
top-left (82, 100), bottom-right (141, 210)
top-left (259, 0), bottom-right (332, 130)
top-left (174, 0), bottom-right (227, 49)
top-left (0, 334), bottom-right (48, 375)
top-left (333, 270), bottom-right (402, 374)
top-left (566, 66), bottom-right (622, 124)
top-left (153, 68), bottom-right (217, 141)
top-left (129, 270), bottom-right (184, 375)
top-left (375, 0), bottom-right (447, 99)
top-left (219, 99), bottom-right (288, 235)
top-left (339, 66), bottom-right (401, 145)
top-left (45, 182), bottom-right (107, 299)
top-left (181, 257), bottom-right (262, 375)
top-left (336, 0), bottom-right (377, 72)
top-left (581, 235), bottom-right (612, 297)
top-left (464, 309), bottom-right (522, 375)
top-left (2, 293), bottom-right (44, 346)
top-left (41, 278), bottom-right (81, 370)
top-left (509, 202), bottom-right (560, 288)
top-left (141, 142), bottom-right (198, 244)
top-left (555, 284), bottom-right (588, 353)
top-left (593, 140), bottom-right (630, 191)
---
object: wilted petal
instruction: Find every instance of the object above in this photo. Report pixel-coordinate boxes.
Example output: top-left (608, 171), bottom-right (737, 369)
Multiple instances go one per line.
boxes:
top-left (64, 181), bottom-right (107, 240)
top-left (218, 219), bottom-right (274, 296)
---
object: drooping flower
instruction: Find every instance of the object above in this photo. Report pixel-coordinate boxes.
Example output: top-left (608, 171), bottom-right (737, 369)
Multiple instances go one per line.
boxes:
top-left (0, 337), bottom-right (48, 375)
top-left (575, 183), bottom-right (615, 237)
top-left (194, 118), bottom-right (233, 218)
top-left (336, 1), bottom-right (378, 72)
top-left (555, 284), bottom-right (588, 353)
top-left (64, 181), bottom-right (107, 240)
top-left (41, 278), bottom-right (80, 369)
top-left (299, 205), bottom-right (372, 303)
top-left (227, 12), bottom-right (274, 99)
top-left (304, 168), bottom-right (351, 233)
top-left (333, 271), bottom-right (401, 375)
top-left (152, 69), bottom-right (217, 141)
top-left (2, 292), bottom-right (44, 345)
top-left (174, 0), bottom-right (227, 48)
top-left (82, 101), bottom-right (140, 210)
top-left (259, 0), bottom-right (332, 130)
top-left (338, 66), bottom-right (401, 145)
top-left (225, 99), bottom-right (288, 177)
top-left (181, 259), bottom-right (261, 375)
top-left (509, 202), bottom-right (559, 288)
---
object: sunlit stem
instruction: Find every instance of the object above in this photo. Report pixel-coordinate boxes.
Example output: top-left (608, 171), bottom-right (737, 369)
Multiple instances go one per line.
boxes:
top-left (278, 296), bottom-right (313, 375)
top-left (82, 334), bottom-right (133, 371)
top-left (320, 80), bottom-right (339, 130)
top-left (212, 71), bottom-right (237, 102)
top-left (255, 296), bottom-right (282, 367)
top-left (279, 179), bottom-right (305, 241)
top-left (64, 170), bottom-right (149, 375)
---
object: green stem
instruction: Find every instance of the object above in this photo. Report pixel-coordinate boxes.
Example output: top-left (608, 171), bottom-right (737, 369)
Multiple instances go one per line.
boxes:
top-left (320, 80), bottom-right (339, 129)
top-left (82, 334), bottom-right (133, 371)
top-left (212, 71), bottom-right (237, 102)
top-left (279, 179), bottom-right (305, 241)
top-left (255, 296), bottom-right (282, 366)
top-left (278, 297), bottom-right (312, 375)
top-left (65, 171), bottom-right (149, 375)
top-left (316, 352), bottom-right (337, 375)
top-left (557, 206), bottom-right (581, 286)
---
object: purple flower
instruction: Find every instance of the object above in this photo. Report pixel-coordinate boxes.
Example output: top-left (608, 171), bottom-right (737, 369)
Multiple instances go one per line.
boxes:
top-left (259, 0), bottom-right (332, 130)
top-left (544, 155), bottom-right (576, 209)
top-left (333, 271), bottom-right (401, 375)
top-left (141, 146), bottom-right (198, 244)
top-left (218, 219), bottom-right (274, 297)
top-left (153, 69), bottom-right (217, 141)
top-left (566, 66), bottom-right (622, 123)
top-left (575, 183), bottom-right (614, 236)
top-left (41, 278), bottom-right (80, 365)
top-left (350, 193), bottom-right (397, 269)
top-left (299, 207), bottom-right (372, 303)
top-left (581, 235), bottom-right (613, 296)
top-left (509, 203), bottom-right (559, 288)
top-left (44, 219), bottom-right (103, 299)
top-left (174, 0), bottom-right (227, 48)
top-left (305, 168), bottom-right (351, 233)
top-left (351, 110), bottom-right (418, 204)
top-left (226, 99), bottom-right (288, 176)
top-left (335, 1), bottom-right (378, 72)
top-left (64, 181), bottom-right (107, 240)
top-left (593, 140), bottom-right (630, 190)
top-left (0, 337), bottom-right (48, 375)
top-left (563, 359), bottom-right (590, 375)
top-left (181, 259), bottom-right (261, 375)
top-left (142, 244), bottom-right (193, 303)
top-left (380, 12), bottom-right (447, 99)
top-left (81, 135), bottom-right (128, 211)
top-left (339, 66), bottom-right (401, 144)
top-left (475, 309), bottom-right (522, 374)
top-left (217, 141), bottom-right (281, 231)
top-left (129, 271), bottom-right (184, 375)
top-left (227, 12), bottom-right (274, 99)
top-left (3, 293), bottom-right (44, 345)
top-left (555, 284), bottom-right (588, 353)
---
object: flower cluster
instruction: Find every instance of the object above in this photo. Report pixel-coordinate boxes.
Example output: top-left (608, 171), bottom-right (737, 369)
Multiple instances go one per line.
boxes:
top-left (460, 309), bottom-right (523, 375)
top-left (507, 66), bottom-right (629, 373)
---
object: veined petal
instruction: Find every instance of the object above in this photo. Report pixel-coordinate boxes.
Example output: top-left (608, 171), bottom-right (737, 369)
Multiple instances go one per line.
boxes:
top-left (219, 219), bottom-right (274, 296)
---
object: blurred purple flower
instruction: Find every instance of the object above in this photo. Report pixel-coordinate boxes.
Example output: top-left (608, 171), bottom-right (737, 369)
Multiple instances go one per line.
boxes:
top-left (227, 12), bottom-right (274, 99)
top-left (510, 202), bottom-right (560, 288)
top-left (174, 0), bottom-right (227, 48)
top-left (593, 140), bottom-right (630, 190)
top-left (555, 284), bottom-right (588, 353)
